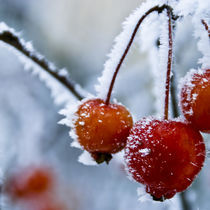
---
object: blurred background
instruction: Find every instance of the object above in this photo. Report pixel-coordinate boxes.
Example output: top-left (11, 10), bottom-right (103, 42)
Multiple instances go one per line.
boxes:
top-left (0, 0), bottom-right (209, 209)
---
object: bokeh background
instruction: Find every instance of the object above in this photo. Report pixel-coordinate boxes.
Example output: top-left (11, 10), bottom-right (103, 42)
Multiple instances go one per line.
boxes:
top-left (0, 0), bottom-right (209, 210)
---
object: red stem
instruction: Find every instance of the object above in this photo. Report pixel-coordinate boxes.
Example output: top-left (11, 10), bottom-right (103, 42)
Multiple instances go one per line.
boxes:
top-left (105, 5), bottom-right (172, 105)
top-left (164, 9), bottom-right (173, 120)
top-left (201, 19), bottom-right (210, 39)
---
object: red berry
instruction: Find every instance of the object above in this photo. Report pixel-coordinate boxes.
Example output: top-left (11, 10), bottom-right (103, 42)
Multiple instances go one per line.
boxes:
top-left (74, 98), bottom-right (133, 163)
top-left (5, 166), bottom-right (53, 200)
top-left (180, 69), bottom-right (210, 133)
top-left (125, 117), bottom-right (205, 201)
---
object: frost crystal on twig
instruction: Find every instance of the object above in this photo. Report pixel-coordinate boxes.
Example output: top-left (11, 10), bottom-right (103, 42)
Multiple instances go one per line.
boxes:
top-left (0, 22), bottom-right (86, 105)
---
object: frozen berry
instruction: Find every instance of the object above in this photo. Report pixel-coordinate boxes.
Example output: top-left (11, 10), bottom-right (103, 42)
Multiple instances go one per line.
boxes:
top-left (74, 98), bottom-right (133, 164)
top-left (180, 69), bottom-right (210, 133)
top-left (5, 166), bottom-right (53, 200)
top-left (125, 117), bottom-right (205, 201)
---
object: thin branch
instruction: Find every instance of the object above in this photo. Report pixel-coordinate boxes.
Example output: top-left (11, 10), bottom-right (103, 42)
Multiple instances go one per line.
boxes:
top-left (164, 8), bottom-right (173, 120)
top-left (201, 19), bottom-right (210, 39)
top-left (105, 4), bottom-right (175, 105)
top-left (0, 30), bottom-right (84, 100)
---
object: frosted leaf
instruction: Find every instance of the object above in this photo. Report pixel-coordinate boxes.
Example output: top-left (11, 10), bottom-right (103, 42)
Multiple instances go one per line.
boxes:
top-left (78, 151), bottom-right (97, 166)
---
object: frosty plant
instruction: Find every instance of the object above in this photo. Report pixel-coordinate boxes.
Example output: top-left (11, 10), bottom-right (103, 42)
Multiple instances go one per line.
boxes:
top-left (0, 0), bottom-right (210, 208)
top-left (123, 5), bottom-right (206, 201)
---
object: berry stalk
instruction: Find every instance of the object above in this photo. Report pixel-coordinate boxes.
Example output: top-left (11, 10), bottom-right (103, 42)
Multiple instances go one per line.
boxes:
top-left (201, 19), bottom-right (210, 39)
top-left (164, 8), bottom-right (173, 120)
top-left (105, 5), bottom-right (173, 105)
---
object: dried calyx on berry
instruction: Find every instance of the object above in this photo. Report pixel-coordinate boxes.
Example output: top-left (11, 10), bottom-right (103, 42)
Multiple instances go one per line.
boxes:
top-left (180, 68), bottom-right (210, 133)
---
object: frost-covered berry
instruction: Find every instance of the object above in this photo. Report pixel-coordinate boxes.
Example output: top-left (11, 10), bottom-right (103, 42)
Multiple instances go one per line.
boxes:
top-left (180, 69), bottom-right (210, 133)
top-left (74, 99), bottom-right (133, 164)
top-left (5, 166), bottom-right (53, 200)
top-left (124, 117), bottom-right (205, 201)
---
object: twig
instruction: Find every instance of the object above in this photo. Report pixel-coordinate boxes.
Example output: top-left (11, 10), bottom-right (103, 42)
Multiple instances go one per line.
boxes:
top-left (201, 19), bottom-right (210, 39)
top-left (0, 30), bottom-right (84, 100)
top-left (164, 8), bottom-right (173, 120)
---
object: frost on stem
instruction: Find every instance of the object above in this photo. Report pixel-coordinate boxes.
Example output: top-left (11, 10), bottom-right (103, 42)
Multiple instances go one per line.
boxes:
top-left (0, 22), bottom-right (86, 105)
top-left (95, 0), bottom-right (174, 101)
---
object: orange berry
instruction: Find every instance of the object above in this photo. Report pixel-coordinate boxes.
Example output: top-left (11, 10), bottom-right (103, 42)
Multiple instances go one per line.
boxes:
top-left (5, 166), bottom-right (53, 200)
top-left (74, 99), bottom-right (133, 163)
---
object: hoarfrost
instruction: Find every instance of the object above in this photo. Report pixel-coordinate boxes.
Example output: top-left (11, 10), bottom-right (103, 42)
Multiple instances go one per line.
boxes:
top-left (0, 22), bottom-right (86, 106)
top-left (95, 0), bottom-right (169, 100)
top-left (59, 95), bottom-right (101, 165)
top-left (193, 17), bottom-right (210, 69)
top-left (78, 151), bottom-right (97, 166)
top-left (137, 187), bottom-right (153, 202)
top-left (157, 11), bottom-right (171, 117)
top-left (178, 68), bottom-right (206, 116)
top-left (139, 148), bottom-right (151, 157)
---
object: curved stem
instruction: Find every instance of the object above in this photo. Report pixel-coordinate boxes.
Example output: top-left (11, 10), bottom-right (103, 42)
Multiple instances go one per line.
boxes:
top-left (164, 8), bottom-right (173, 120)
top-left (0, 31), bottom-right (84, 100)
top-left (105, 4), bottom-right (173, 105)
top-left (201, 19), bottom-right (210, 39)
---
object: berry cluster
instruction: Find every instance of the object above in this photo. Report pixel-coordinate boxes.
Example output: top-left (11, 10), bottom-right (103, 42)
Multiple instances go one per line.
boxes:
top-left (71, 4), bottom-right (209, 201)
